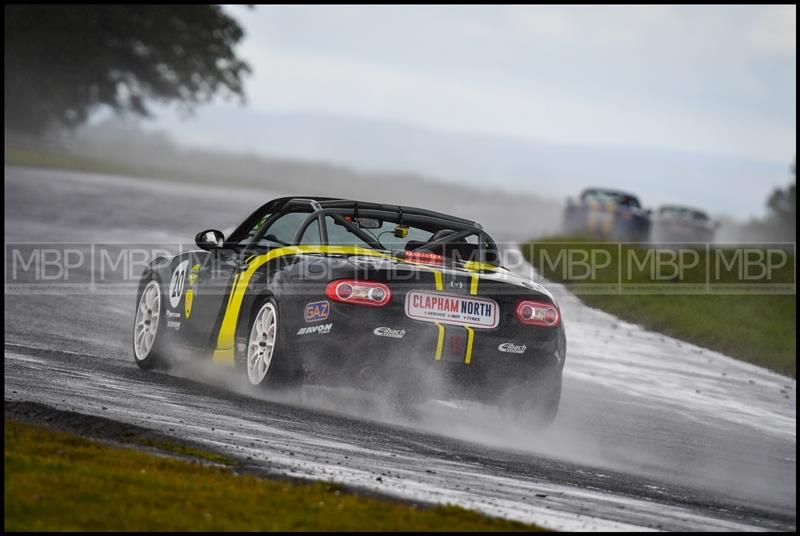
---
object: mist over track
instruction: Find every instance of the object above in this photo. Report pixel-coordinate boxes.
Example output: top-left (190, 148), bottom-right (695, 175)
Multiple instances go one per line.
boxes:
top-left (4, 166), bottom-right (796, 531)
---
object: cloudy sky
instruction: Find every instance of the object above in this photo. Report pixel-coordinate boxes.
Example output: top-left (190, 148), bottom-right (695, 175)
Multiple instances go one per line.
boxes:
top-left (143, 5), bottom-right (795, 217)
top-left (220, 5), bottom-right (795, 161)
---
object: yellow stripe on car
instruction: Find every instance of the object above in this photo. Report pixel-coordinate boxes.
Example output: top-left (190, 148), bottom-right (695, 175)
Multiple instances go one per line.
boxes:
top-left (212, 245), bottom-right (478, 363)
top-left (603, 202), bottom-right (615, 234)
top-left (464, 326), bottom-right (475, 365)
top-left (433, 270), bottom-right (443, 292)
top-left (432, 265), bottom-right (445, 361)
top-left (470, 274), bottom-right (479, 296)
top-left (434, 323), bottom-right (445, 361)
top-left (462, 273), bottom-right (480, 364)
top-left (212, 244), bottom-right (495, 366)
top-left (213, 271), bottom-right (242, 364)
top-left (213, 245), bottom-right (390, 363)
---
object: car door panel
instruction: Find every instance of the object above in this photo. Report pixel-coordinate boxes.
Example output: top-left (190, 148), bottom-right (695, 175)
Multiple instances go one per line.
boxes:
top-left (177, 250), bottom-right (243, 349)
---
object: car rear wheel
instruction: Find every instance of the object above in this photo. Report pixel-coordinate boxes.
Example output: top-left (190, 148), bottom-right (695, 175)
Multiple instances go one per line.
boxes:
top-left (384, 363), bottom-right (431, 417)
top-left (133, 279), bottom-right (170, 369)
top-left (499, 375), bottom-right (562, 429)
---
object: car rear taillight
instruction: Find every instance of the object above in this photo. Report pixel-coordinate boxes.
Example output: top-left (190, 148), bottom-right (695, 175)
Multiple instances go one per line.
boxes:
top-left (402, 251), bottom-right (444, 265)
top-left (325, 280), bottom-right (392, 307)
top-left (515, 300), bottom-right (560, 327)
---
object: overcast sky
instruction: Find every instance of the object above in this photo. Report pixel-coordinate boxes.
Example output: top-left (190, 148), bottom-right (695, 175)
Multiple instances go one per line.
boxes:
top-left (133, 5), bottom-right (796, 218)
top-left (219, 4), bottom-right (795, 163)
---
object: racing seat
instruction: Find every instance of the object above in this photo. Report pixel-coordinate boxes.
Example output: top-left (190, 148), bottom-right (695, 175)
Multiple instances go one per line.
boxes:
top-left (405, 240), bottom-right (427, 251)
top-left (404, 229), bottom-right (461, 255)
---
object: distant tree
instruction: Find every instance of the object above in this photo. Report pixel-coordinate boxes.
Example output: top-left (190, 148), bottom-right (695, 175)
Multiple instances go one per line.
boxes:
top-left (5, 5), bottom-right (250, 135)
top-left (765, 158), bottom-right (796, 240)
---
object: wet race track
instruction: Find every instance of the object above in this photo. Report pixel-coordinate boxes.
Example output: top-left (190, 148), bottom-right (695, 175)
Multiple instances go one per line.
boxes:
top-left (4, 166), bottom-right (796, 531)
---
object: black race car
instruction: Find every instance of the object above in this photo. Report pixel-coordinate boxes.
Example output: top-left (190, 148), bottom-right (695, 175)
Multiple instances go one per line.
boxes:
top-left (563, 188), bottom-right (651, 242)
top-left (133, 197), bottom-right (566, 424)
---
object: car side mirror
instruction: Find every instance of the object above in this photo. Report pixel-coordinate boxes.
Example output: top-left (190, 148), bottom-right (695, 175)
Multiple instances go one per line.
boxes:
top-left (195, 229), bottom-right (225, 250)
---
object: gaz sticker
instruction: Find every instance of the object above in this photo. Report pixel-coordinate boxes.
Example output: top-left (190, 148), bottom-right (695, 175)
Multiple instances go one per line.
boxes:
top-left (304, 300), bottom-right (330, 323)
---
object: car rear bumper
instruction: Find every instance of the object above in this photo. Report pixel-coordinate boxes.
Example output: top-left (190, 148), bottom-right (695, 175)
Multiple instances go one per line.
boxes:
top-left (282, 296), bottom-right (565, 393)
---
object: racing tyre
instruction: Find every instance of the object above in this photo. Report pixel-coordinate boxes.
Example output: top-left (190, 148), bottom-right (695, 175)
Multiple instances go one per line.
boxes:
top-left (500, 375), bottom-right (562, 429)
top-left (133, 278), bottom-right (171, 369)
top-left (385, 363), bottom-right (430, 418)
top-left (239, 297), bottom-right (297, 389)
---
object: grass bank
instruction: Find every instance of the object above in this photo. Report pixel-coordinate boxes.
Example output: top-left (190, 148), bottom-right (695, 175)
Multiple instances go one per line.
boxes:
top-left (4, 419), bottom-right (543, 531)
top-left (522, 237), bottom-right (796, 377)
top-left (5, 145), bottom-right (203, 184)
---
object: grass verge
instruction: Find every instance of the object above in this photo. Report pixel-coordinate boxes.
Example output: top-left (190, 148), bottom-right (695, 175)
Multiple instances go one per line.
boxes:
top-left (4, 419), bottom-right (543, 531)
top-left (522, 237), bottom-right (796, 377)
top-left (4, 145), bottom-right (232, 188)
top-left (4, 146), bottom-right (158, 179)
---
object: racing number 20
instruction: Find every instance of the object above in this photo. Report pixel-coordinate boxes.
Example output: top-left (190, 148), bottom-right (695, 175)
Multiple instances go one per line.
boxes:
top-left (169, 260), bottom-right (189, 308)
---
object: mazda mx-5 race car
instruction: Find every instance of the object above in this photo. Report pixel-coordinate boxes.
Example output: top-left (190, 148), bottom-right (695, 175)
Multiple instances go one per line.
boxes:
top-left (650, 204), bottom-right (717, 245)
top-left (563, 188), bottom-right (651, 242)
top-left (133, 197), bottom-right (566, 424)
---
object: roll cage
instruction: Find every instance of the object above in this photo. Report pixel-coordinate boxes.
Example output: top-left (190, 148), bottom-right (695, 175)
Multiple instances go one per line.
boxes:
top-left (230, 197), bottom-right (500, 264)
